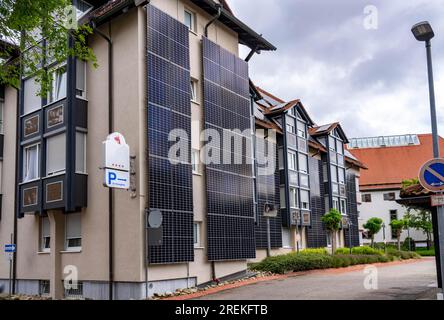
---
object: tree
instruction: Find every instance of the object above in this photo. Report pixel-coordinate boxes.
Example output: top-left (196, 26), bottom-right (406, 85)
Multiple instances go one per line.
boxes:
top-left (390, 219), bottom-right (406, 250)
top-left (321, 209), bottom-right (342, 254)
top-left (363, 217), bottom-right (383, 248)
top-left (409, 209), bottom-right (433, 250)
top-left (0, 0), bottom-right (96, 93)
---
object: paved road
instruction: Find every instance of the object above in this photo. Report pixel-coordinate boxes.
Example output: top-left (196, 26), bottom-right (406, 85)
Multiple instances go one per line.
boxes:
top-left (195, 258), bottom-right (438, 300)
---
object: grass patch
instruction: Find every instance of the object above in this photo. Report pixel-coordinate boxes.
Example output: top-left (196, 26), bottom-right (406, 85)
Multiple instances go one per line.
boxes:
top-left (415, 248), bottom-right (435, 256)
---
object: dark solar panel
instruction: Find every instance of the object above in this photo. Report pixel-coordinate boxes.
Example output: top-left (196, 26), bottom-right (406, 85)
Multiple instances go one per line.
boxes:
top-left (147, 5), bottom-right (194, 264)
top-left (202, 37), bottom-right (256, 261)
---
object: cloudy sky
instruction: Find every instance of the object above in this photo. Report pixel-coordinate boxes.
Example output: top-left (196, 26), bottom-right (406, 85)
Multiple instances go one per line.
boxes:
top-left (228, 0), bottom-right (444, 139)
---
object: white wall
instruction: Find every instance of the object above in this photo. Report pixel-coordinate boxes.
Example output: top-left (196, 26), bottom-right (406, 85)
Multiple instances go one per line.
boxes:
top-left (359, 189), bottom-right (428, 245)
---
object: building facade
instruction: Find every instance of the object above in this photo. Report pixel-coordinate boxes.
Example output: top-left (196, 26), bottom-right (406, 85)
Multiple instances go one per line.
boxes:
top-left (348, 134), bottom-right (441, 245)
top-left (0, 0), bottom-right (364, 299)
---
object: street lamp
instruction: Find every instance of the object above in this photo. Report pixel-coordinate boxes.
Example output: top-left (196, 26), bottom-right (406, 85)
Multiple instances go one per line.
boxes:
top-left (412, 21), bottom-right (444, 299)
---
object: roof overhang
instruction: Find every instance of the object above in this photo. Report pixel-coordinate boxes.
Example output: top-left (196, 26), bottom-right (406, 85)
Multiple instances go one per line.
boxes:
top-left (189, 0), bottom-right (276, 51)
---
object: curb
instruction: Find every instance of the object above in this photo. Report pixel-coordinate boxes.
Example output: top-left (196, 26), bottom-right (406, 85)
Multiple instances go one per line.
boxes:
top-left (162, 258), bottom-right (431, 300)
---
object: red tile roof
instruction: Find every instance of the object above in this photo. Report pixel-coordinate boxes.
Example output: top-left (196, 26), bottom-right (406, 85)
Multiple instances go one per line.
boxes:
top-left (347, 134), bottom-right (444, 191)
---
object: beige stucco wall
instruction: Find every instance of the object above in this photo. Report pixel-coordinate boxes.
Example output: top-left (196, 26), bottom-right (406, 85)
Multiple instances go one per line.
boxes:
top-left (1, 0), bottom-right (249, 291)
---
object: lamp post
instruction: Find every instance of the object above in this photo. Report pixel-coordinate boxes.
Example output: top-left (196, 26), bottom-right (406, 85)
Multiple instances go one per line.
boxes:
top-left (412, 21), bottom-right (444, 299)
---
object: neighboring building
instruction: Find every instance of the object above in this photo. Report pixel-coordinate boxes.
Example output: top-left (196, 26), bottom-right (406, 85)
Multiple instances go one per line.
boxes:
top-left (0, 0), bottom-right (365, 300)
top-left (252, 87), bottom-right (365, 260)
top-left (348, 134), bottom-right (443, 245)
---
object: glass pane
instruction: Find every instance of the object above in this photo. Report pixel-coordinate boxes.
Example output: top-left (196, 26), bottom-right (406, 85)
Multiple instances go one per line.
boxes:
top-left (329, 136), bottom-right (336, 150)
top-left (76, 60), bottom-right (86, 96)
top-left (280, 187), bottom-right (286, 208)
top-left (23, 77), bottom-right (41, 115)
top-left (23, 145), bottom-right (39, 182)
top-left (299, 153), bottom-right (308, 173)
top-left (66, 213), bottom-right (81, 239)
top-left (47, 134), bottom-right (66, 175)
top-left (286, 116), bottom-right (295, 134)
top-left (330, 165), bottom-right (337, 182)
top-left (339, 168), bottom-right (345, 184)
top-left (49, 66), bottom-right (67, 103)
top-left (184, 11), bottom-right (193, 29)
top-left (76, 132), bottom-right (86, 173)
top-left (299, 173), bottom-right (309, 188)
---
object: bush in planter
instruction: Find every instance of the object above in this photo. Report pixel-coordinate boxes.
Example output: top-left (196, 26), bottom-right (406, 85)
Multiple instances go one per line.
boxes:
top-left (335, 247), bottom-right (351, 255)
top-left (300, 248), bottom-right (329, 255)
top-left (351, 246), bottom-right (383, 255)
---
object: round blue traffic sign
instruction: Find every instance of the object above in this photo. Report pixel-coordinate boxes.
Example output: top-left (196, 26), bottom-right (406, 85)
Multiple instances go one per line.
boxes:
top-left (419, 158), bottom-right (444, 191)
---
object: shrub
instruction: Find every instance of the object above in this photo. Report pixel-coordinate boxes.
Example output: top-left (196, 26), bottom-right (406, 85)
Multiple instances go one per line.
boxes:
top-left (335, 248), bottom-right (351, 255)
top-left (402, 237), bottom-right (416, 251)
top-left (300, 248), bottom-right (329, 255)
top-left (351, 246), bottom-right (383, 256)
top-left (386, 248), bottom-right (421, 260)
top-left (416, 249), bottom-right (435, 256)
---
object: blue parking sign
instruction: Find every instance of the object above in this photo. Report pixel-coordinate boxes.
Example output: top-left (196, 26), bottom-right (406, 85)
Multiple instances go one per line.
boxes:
top-left (419, 158), bottom-right (444, 192)
top-left (4, 244), bottom-right (16, 253)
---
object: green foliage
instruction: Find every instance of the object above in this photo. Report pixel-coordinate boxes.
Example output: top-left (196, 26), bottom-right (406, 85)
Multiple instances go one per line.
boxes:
top-left (402, 178), bottom-right (419, 189)
top-left (363, 217), bottom-right (383, 236)
top-left (402, 237), bottom-right (416, 251)
top-left (299, 248), bottom-right (329, 255)
top-left (0, 0), bottom-right (97, 93)
top-left (386, 248), bottom-right (421, 260)
top-left (335, 246), bottom-right (383, 255)
top-left (250, 252), bottom-right (392, 274)
top-left (321, 209), bottom-right (342, 232)
top-left (415, 249), bottom-right (435, 256)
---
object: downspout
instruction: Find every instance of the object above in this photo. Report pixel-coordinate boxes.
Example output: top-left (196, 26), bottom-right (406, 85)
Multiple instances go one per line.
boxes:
top-left (204, 4), bottom-right (222, 38)
top-left (91, 21), bottom-right (114, 301)
top-left (12, 88), bottom-right (20, 294)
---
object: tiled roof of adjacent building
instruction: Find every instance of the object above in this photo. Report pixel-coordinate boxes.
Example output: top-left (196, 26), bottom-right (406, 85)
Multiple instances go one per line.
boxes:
top-left (347, 134), bottom-right (444, 191)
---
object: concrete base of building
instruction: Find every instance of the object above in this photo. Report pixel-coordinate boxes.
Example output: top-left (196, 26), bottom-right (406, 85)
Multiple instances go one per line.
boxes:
top-left (0, 277), bottom-right (198, 300)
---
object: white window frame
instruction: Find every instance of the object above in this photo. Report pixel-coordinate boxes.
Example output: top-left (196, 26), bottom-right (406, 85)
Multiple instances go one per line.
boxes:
top-left (192, 149), bottom-right (200, 174)
top-left (286, 116), bottom-right (295, 134)
top-left (193, 222), bottom-right (201, 248)
top-left (184, 9), bottom-right (196, 33)
top-left (289, 187), bottom-right (298, 209)
top-left (65, 213), bottom-right (82, 251)
top-left (300, 189), bottom-right (310, 210)
top-left (23, 143), bottom-right (40, 182)
top-left (190, 79), bottom-right (198, 103)
top-left (46, 134), bottom-right (66, 176)
top-left (40, 216), bottom-right (50, 253)
top-left (333, 197), bottom-right (339, 211)
top-left (340, 198), bottom-right (347, 215)
top-left (75, 131), bottom-right (87, 174)
top-left (297, 120), bottom-right (306, 138)
top-left (23, 76), bottom-right (41, 115)
top-left (76, 59), bottom-right (87, 100)
top-left (288, 150), bottom-right (297, 171)
top-left (48, 64), bottom-right (67, 104)
top-left (298, 153), bottom-right (308, 173)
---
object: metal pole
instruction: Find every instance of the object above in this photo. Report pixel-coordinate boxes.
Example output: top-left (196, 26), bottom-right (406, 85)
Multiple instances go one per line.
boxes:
top-left (425, 39), bottom-right (444, 296)
top-left (266, 217), bottom-right (271, 257)
top-left (348, 222), bottom-right (352, 254)
top-left (383, 225), bottom-right (387, 254)
top-left (9, 233), bottom-right (13, 297)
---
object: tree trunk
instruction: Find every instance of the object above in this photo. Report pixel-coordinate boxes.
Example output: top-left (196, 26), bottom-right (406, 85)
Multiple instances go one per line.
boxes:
top-left (371, 235), bottom-right (374, 248)
top-left (332, 231), bottom-right (337, 254)
top-left (397, 236), bottom-right (401, 251)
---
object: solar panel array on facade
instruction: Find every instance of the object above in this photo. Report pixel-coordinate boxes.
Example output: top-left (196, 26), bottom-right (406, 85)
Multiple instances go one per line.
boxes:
top-left (202, 37), bottom-right (256, 261)
top-left (147, 5), bottom-right (194, 264)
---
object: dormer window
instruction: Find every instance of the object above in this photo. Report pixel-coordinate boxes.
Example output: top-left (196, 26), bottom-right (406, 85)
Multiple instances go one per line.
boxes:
top-left (76, 0), bottom-right (94, 20)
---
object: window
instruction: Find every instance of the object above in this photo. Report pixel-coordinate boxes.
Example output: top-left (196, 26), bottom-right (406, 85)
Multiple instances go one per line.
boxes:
top-left (184, 10), bottom-right (196, 32)
top-left (23, 144), bottom-right (40, 182)
top-left (76, 132), bottom-right (87, 173)
top-left (289, 187), bottom-right (298, 208)
top-left (23, 77), bottom-right (41, 115)
top-left (280, 187), bottom-right (286, 208)
top-left (282, 227), bottom-right (292, 248)
top-left (383, 192), bottom-right (396, 201)
top-left (337, 141), bottom-right (344, 155)
top-left (76, 60), bottom-right (86, 99)
top-left (362, 194), bottom-right (372, 203)
top-left (286, 116), bottom-right (295, 134)
top-left (278, 148), bottom-right (284, 169)
top-left (330, 165), bottom-right (337, 182)
top-left (326, 233), bottom-right (332, 247)
top-left (297, 120), bottom-right (306, 138)
top-left (76, 0), bottom-right (94, 19)
top-left (299, 173), bottom-right (309, 188)
top-left (300, 190), bottom-right (310, 210)
top-left (193, 222), bottom-right (201, 248)
top-left (340, 199), bottom-right (347, 214)
top-left (65, 213), bottom-right (81, 251)
top-left (46, 134), bottom-right (66, 176)
top-left (338, 168), bottom-right (345, 184)
top-left (337, 154), bottom-right (344, 167)
top-left (288, 151), bottom-right (297, 171)
top-left (298, 153), bottom-right (308, 173)
top-left (328, 136), bottom-right (336, 151)
top-left (333, 197), bottom-right (339, 210)
top-left (40, 216), bottom-right (50, 252)
top-left (48, 65), bottom-right (67, 104)
top-left (190, 79), bottom-right (198, 103)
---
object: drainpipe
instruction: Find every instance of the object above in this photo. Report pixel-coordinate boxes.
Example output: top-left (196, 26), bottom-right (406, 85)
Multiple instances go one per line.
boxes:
top-left (204, 4), bottom-right (222, 38)
top-left (245, 47), bottom-right (260, 62)
top-left (12, 88), bottom-right (20, 294)
top-left (91, 21), bottom-right (114, 301)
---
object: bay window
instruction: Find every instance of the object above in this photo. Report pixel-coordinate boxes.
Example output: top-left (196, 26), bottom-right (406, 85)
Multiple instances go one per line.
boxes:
top-left (48, 65), bottom-right (67, 104)
top-left (76, 132), bottom-right (87, 174)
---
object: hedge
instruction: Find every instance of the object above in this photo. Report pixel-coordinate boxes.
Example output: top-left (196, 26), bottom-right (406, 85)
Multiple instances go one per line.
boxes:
top-left (299, 248), bottom-right (329, 255)
top-left (251, 253), bottom-right (391, 274)
top-left (335, 246), bottom-right (383, 256)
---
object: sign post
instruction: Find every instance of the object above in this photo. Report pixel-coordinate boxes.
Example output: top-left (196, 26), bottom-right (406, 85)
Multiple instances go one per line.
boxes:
top-left (419, 158), bottom-right (444, 298)
top-left (4, 240), bottom-right (16, 297)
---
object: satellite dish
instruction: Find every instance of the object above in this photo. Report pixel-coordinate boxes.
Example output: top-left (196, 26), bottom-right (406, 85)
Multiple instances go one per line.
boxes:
top-left (148, 210), bottom-right (163, 228)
